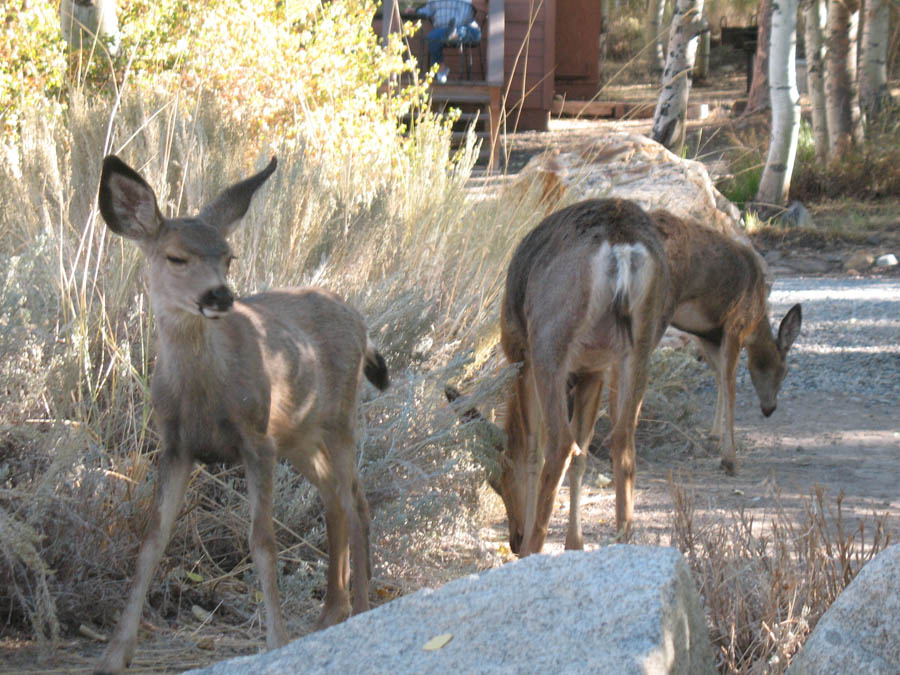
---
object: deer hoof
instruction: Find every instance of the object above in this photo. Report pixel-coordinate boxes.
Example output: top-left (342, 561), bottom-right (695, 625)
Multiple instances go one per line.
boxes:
top-left (315, 600), bottom-right (351, 631)
top-left (720, 457), bottom-right (738, 475)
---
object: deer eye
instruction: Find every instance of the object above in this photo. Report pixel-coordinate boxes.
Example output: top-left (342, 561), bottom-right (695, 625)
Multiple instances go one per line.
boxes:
top-left (166, 255), bottom-right (188, 265)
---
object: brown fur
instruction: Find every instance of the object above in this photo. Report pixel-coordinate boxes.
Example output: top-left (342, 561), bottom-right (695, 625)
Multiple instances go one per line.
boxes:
top-left (453, 206), bottom-right (801, 552)
top-left (94, 156), bottom-right (387, 674)
top-left (498, 199), bottom-right (669, 553)
top-left (651, 210), bottom-right (802, 474)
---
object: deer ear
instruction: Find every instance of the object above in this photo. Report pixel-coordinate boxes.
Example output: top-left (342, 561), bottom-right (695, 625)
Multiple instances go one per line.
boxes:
top-left (777, 303), bottom-right (802, 354)
top-left (198, 156), bottom-right (277, 237)
top-left (98, 155), bottom-right (164, 242)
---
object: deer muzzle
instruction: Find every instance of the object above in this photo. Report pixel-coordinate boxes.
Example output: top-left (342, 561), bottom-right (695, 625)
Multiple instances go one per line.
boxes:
top-left (199, 285), bottom-right (234, 318)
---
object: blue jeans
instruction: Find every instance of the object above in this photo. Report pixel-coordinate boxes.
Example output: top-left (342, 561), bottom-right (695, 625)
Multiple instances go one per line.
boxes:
top-left (427, 24), bottom-right (481, 66)
top-left (427, 26), bottom-right (450, 65)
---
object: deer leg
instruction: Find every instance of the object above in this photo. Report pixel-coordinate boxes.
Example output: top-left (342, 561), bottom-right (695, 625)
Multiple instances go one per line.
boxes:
top-left (696, 338), bottom-right (726, 440)
top-left (243, 439), bottom-right (288, 650)
top-left (609, 334), bottom-right (654, 540)
top-left (95, 450), bottom-right (193, 675)
top-left (284, 446), bottom-right (352, 630)
top-left (718, 335), bottom-right (743, 475)
top-left (522, 363), bottom-right (577, 556)
top-left (351, 475), bottom-right (372, 611)
top-left (325, 425), bottom-right (371, 617)
top-left (316, 484), bottom-right (351, 628)
top-left (607, 366), bottom-right (618, 424)
top-left (565, 371), bottom-right (606, 550)
top-left (519, 364), bottom-right (543, 556)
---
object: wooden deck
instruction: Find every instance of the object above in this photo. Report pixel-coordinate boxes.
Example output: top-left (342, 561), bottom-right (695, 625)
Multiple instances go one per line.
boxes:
top-left (381, 0), bottom-right (505, 168)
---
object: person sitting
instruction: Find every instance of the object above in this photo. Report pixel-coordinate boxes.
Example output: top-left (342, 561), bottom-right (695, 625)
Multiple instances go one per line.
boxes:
top-left (417, 0), bottom-right (481, 83)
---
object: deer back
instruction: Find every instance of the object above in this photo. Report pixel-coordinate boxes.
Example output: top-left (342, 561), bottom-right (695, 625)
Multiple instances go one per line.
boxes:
top-left (502, 199), bottom-right (669, 365)
top-left (652, 209), bottom-right (769, 341)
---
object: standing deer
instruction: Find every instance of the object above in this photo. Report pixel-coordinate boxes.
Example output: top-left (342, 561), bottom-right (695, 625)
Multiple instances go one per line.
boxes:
top-left (494, 198), bottom-right (670, 554)
top-left (651, 209), bottom-right (801, 475)
top-left (447, 202), bottom-right (801, 556)
top-left (94, 155), bottom-right (388, 674)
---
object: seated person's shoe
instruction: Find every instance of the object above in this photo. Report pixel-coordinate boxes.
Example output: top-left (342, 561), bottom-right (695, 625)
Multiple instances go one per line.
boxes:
top-left (436, 65), bottom-right (450, 83)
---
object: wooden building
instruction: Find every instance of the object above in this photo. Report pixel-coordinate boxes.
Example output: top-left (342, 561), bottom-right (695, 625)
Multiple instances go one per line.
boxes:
top-left (379, 0), bottom-right (605, 135)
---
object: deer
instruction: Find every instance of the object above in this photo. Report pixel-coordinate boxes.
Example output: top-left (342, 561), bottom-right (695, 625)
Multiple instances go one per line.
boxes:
top-left (490, 198), bottom-right (670, 554)
top-left (650, 209), bottom-right (801, 475)
top-left (94, 155), bottom-right (389, 674)
top-left (446, 201), bottom-right (801, 556)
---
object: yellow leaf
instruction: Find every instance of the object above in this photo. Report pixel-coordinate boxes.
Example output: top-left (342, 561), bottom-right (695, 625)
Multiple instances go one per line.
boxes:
top-left (255, 590), bottom-right (265, 603)
top-left (195, 637), bottom-right (215, 650)
top-left (186, 571), bottom-right (203, 583)
top-left (423, 633), bottom-right (453, 651)
top-left (498, 544), bottom-right (511, 556)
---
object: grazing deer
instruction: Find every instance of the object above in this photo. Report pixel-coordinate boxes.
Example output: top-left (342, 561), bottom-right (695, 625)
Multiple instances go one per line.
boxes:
top-left (493, 198), bottom-right (669, 554)
top-left (447, 202), bottom-right (802, 556)
top-left (94, 155), bottom-right (388, 674)
top-left (650, 209), bottom-right (801, 474)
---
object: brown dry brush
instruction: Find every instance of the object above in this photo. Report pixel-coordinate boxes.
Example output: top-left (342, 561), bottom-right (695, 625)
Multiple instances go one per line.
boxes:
top-left (669, 477), bottom-right (891, 673)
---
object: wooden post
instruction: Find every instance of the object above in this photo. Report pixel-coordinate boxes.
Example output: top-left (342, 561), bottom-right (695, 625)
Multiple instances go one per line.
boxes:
top-left (487, 0), bottom-right (505, 171)
top-left (381, 0), bottom-right (401, 46)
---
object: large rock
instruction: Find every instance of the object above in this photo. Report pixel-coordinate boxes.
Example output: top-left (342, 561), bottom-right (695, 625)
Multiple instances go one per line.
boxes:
top-left (193, 546), bottom-right (715, 675)
top-left (788, 543), bottom-right (900, 674)
top-left (514, 131), bottom-right (742, 237)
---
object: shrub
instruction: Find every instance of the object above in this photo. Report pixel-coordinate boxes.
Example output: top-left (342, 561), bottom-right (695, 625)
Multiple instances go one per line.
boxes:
top-left (671, 480), bottom-right (891, 672)
top-left (0, 84), bottom-right (543, 644)
top-left (790, 118), bottom-right (900, 201)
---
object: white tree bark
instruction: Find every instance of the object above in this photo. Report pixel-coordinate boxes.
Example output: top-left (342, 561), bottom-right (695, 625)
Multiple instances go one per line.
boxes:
top-left (648, 0), bottom-right (668, 75)
top-left (59, 0), bottom-right (120, 56)
top-left (859, 0), bottom-right (892, 120)
top-left (824, 0), bottom-right (864, 159)
top-left (600, 0), bottom-right (611, 59)
top-left (650, 0), bottom-right (704, 152)
top-left (756, 0), bottom-right (801, 207)
top-left (803, 0), bottom-right (828, 163)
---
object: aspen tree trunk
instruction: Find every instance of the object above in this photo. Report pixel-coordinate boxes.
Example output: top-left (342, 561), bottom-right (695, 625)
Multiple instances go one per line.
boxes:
top-left (650, 0), bottom-right (704, 152)
top-left (745, 0), bottom-right (773, 113)
top-left (756, 0), bottom-right (801, 207)
top-left (825, 0), bottom-right (864, 159)
top-left (59, 0), bottom-right (120, 55)
top-left (600, 0), bottom-right (611, 59)
top-left (859, 0), bottom-right (892, 121)
top-left (803, 0), bottom-right (828, 163)
top-left (648, 0), bottom-right (668, 75)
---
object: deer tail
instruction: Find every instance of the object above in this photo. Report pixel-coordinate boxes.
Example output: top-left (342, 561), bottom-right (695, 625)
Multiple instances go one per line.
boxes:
top-left (611, 243), bottom-right (652, 347)
top-left (363, 338), bottom-right (389, 391)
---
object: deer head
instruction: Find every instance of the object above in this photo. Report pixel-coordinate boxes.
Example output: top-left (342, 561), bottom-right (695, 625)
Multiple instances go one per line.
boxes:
top-left (98, 155), bottom-right (277, 320)
top-left (747, 303), bottom-right (802, 417)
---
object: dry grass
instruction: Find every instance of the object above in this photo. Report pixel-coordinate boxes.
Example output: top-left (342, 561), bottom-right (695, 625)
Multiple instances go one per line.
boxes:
top-left (670, 479), bottom-right (891, 673)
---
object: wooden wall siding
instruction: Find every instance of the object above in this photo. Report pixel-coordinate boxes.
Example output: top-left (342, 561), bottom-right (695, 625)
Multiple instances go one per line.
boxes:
top-left (503, 0), bottom-right (554, 130)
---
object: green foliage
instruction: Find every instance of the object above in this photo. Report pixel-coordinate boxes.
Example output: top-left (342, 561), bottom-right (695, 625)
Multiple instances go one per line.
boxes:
top-left (2, 0), bottom-right (441, 193)
top-left (717, 161), bottom-right (763, 210)
top-left (0, 3), bottom-right (67, 140)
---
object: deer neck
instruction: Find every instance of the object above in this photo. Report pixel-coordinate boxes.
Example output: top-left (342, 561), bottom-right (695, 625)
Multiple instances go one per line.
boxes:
top-left (154, 309), bottom-right (227, 386)
top-left (744, 309), bottom-right (778, 362)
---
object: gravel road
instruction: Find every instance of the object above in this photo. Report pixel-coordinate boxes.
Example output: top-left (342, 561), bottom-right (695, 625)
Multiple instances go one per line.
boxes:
top-left (760, 276), bottom-right (900, 409)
